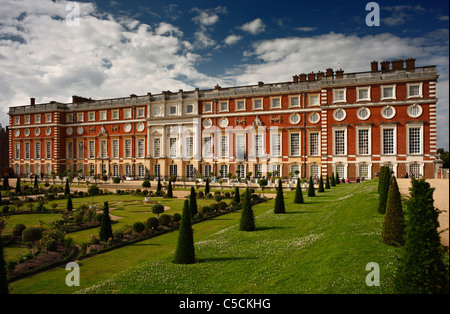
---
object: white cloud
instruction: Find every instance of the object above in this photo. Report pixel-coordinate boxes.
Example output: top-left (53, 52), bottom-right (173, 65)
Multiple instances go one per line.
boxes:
top-left (240, 18), bottom-right (265, 35)
top-left (224, 34), bottom-right (242, 46)
top-left (382, 5), bottom-right (426, 26)
top-left (295, 27), bottom-right (317, 32)
top-left (191, 6), bottom-right (227, 27)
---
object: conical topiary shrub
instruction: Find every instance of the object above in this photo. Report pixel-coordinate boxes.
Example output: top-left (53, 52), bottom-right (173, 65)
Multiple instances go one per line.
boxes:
top-left (274, 179), bottom-right (286, 214)
top-left (330, 172), bottom-right (336, 187)
top-left (99, 201), bottom-right (113, 241)
top-left (381, 176), bottom-right (405, 246)
top-left (189, 186), bottom-right (198, 219)
top-left (233, 186), bottom-right (240, 204)
top-left (378, 166), bottom-right (391, 214)
top-left (307, 176), bottom-right (315, 197)
top-left (240, 188), bottom-right (255, 231)
top-left (325, 176), bottom-right (331, 189)
top-left (335, 172), bottom-right (340, 185)
top-left (294, 178), bottom-right (304, 204)
top-left (173, 199), bottom-right (195, 264)
top-left (318, 176), bottom-right (325, 192)
top-left (167, 180), bottom-right (173, 198)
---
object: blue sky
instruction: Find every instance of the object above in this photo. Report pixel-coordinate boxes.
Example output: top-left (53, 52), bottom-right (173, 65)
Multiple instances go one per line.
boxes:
top-left (0, 0), bottom-right (448, 148)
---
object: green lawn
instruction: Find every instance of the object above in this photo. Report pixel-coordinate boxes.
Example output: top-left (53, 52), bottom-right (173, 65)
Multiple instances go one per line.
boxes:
top-left (8, 179), bottom-right (415, 294)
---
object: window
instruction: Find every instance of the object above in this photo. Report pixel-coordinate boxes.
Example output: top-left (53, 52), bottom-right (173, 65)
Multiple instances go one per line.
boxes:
top-left (77, 113), bottom-right (84, 122)
top-left (186, 104), bottom-right (193, 114)
top-left (236, 100), bottom-right (245, 111)
top-left (137, 107), bottom-right (145, 117)
top-left (335, 164), bottom-right (345, 180)
top-left (15, 116), bottom-right (20, 125)
top-left (66, 113), bottom-right (73, 123)
top-left (100, 140), bottom-right (107, 158)
top-left (334, 129), bottom-right (346, 155)
top-left (407, 83), bottom-right (422, 98)
top-left (124, 139), bottom-right (132, 158)
top-left (290, 113), bottom-right (301, 125)
top-left (204, 164), bottom-right (212, 177)
top-left (359, 164), bottom-right (369, 179)
top-left (153, 138), bottom-right (161, 158)
top-left (333, 88), bottom-right (346, 103)
top-left (35, 142), bottom-right (41, 159)
top-left (88, 141), bottom-right (95, 159)
top-left (381, 85), bottom-right (396, 100)
top-left (203, 119), bottom-right (212, 128)
top-left (220, 165), bottom-right (228, 178)
top-left (185, 136), bottom-right (193, 157)
top-left (289, 96), bottom-right (300, 108)
top-left (271, 133), bottom-right (281, 156)
top-left (219, 101), bottom-right (228, 112)
top-left (15, 142), bottom-right (20, 159)
top-left (25, 142), bottom-right (30, 159)
top-left (290, 133), bottom-right (300, 156)
top-left (271, 97), bottom-right (281, 109)
top-left (309, 132), bottom-right (320, 156)
top-left (220, 135), bottom-right (228, 158)
top-left (170, 138), bottom-right (177, 158)
top-left (186, 164), bottom-right (194, 179)
top-left (356, 87), bottom-right (371, 101)
top-left (138, 165), bottom-right (146, 178)
top-left (88, 112), bottom-right (95, 121)
top-left (310, 164), bottom-right (319, 177)
top-left (137, 139), bottom-right (145, 158)
top-left (309, 112), bottom-right (320, 124)
top-left (254, 164), bottom-right (262, 178)
top-left (253, 98), bottom-right (263, 110)
top-left (99, 111), bottom-right (107, 120)
top-left (169, 164), bottom-right (177, 177)
top-left (382, 128), bottom-right (395, 155)
top-left (169, 106), bottom-right (177, 115)
top-left (333, 108), bottom-right (346, 121)
top-left (126, 165), bottom-right (132, 176)
top-left (154, 107), bottom-right (161, 116)
top-left (409, 164), bottom-right (421, 177)
top-left (24, 115), bottom-right (30, 124)
top-left (407, 104), bottom-right (423, 118)
top-left (113, 165), bottom-right (119, 177)
top-left (78, 141), bottom-right (84, 159)
top-left (112, 110), bottom-right (119, 119)
top-left (236, 134), bottom-right (245, 160)
top-left (124, 109), bottom-right (132, 119)
top-left (46, 113), bottom-right (52, 123)
top-left (357, 107), bottom-right (371, 120)
top-left (290, 164), bottom-right (300, 178)
top-left (67, 142), bottom-right (73, 159)
top-left (46, 142), bottom-right (52, 159)
top-left (271, 163), bottom-right (281, 175)
top-left (357, 129), bottom-right (370, 155)
top-left (309, 94), bottom-right (319, 107)
top-left (153, 165), bottom-right (161, 177)
top-left (254, 134), bottom-right (263, 157)
top-left (35, 114), bottom-right (41, 124)
top-left (204, 136), bottom-right (212, 157)
top-left (381, 106), bottom-right (396, 119)
top-left (408, 127), bottom-right (421, 154)
top-left (237, 164), bottom-right (245, 178)
top-left (203, 102), bottom-right (212, 113)
top-left (110, 139), bottom-right (118, 158)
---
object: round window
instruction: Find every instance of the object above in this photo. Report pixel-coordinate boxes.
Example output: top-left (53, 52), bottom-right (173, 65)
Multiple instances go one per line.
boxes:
top-left (357, 107), bottom-right (371, 121)
top-left (309, 112), bottom-right (320, 124)
top-left (66, 127), bottom-right (73, 136)
top-left (381, 105), bottom-right (396, 119)
top-left (77, 126), bottom-right (84, 135)
top-left (124, 124), bottom-right (132, 133)
top-left (333, 108), bottom-right (346, 122)
top-left (203, 118), bottom-right (212, 128)
top-left (219, 117), bottom-right (228, 128)
top-left (24, 128), bottom-right (30, 137)
top-left (407, 104), bottom-right (422, 118)
top-left (137, 123), bottom-right (145, 132)
top-left (289, 113), bottom-right (301, 125)
top-left (15, 129), bottom-right (20, 137)
top-left (35, 128), bottom-right (41, 136)
top-left (45, 127), bottom-right (52, 135)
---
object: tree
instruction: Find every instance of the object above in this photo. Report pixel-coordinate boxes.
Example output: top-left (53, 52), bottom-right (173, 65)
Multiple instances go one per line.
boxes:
top-left (22, 227), bottom-right (43, 259)
top-left (173, 199), bottom-right (195, 264)
top-left (240, 188), bottom-right (255, 230)
top-left (274, 179), bottom-right (286, 214)
top-left (189, 187), bottom-right (198, 219)
top-left (436, 148), bottom-right (449, 168)
top-left (325, 176), bottom-right (331, 189)
top-left (167, 180), bottom-right (173, 198)
top-left (335, 172), bottom-right (340, 185)
top-left (66, 194), bottom-right (73, 212)
top-left (2, 176), bottom-right (9, 191)
top-left (205, 178), bottom-right (210, 195)
top-left (330, 172), bottom-right (336, 187)
top-left (99, 202), bottom-right (113, 241)
top-left (307, 176), bottom-right (315, 197)
top-left (156, 177), bottom-right (162, 193)
top-left (377, 166), bottom-right (391, 214)
top-left (381, 176), bottom-right (405, 246)
top-left (15, 177), bottom-right (21, 195)
top-left (294, 178), bottom-right (304, 204)
top-left (394, 178), bottom-right (449, 294)
top-left (151, 203), bottom-right (165, 218)
top-left (34, 175), bottom-right (38, 189)
top-left (0, 235), bottom-right (8, 294)
top-left (318, 176), bottom-right (325, 192)
top-left (64, 178), bottom-right (70, 196)
top-left (258, 178), bottom-right (268, 197)
top-left (233, 186), bottom-right (240, 204)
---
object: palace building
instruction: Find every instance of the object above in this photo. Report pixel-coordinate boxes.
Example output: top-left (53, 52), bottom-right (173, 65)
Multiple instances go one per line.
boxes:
top-left (8, 58), bottom-right (440, 181)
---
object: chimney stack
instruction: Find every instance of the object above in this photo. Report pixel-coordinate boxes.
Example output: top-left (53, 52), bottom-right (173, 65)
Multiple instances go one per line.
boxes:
top-left (391, 59), bottom-right (404, 71)
top-left (326, 68), bottom-right (334, 76)
top-left (30, 98), bottom-right (35, 106)
top-left (370, 60), bottom-right (378, 72)
top-left (380, 60), bottom-right (390, 72)
top-left (292, 75), bottom-right (299, 83)
top-left (406, 57), bottom-right (416, 72)
top-left (335, 69), bottom-right (344, 79)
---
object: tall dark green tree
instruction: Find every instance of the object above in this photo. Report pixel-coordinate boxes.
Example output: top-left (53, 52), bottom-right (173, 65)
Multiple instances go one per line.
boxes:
top-left (240, 188), bottom-right (255, 231)
top-left (335, 172), bottom-right (340, 185)
top-left (99, 202), bottom-right (113, 241)
top-left (0, 236), bottom-right (8, 294)
top-left (66, 194), bottom-right (73, 212)
top-left (173, 199), bottom-right (195, 264)
top-left (15, 177), bottom-right (21, 195)
top-left (294, 178), bottom-right (304, 204)
top-left (189, 186), bottom-right (198, 219)
top-left (377, 166), bottom-right (391, 214)
top-left (167, 180), bottom-right (173, 198)
top-left (325, 176), bottom-right (331, 189)
top-left (318, 176), bottom-right (325, 192)
top-left (330, 172), bottom-right (336, 187)
top-left (394, 178), bottom-right (449, 294)
top-left (2, 176), bottom-right (9, 190)
top-left (381, 176), bottom-right (405, 246)
top-left (233, 186), bottom-right (240, 203)
top-left (34, 175), bottom-right (38, 189)
top-left (274, 179), bottom-right (286, 214)
top-left (156, 177), bottom-right (162, 193)
top-left (64, 178), bottom-right (70, 196)
top-left (307, 176), bottom-right (315, 197)
top-left (205, 178), bottom-right (210, 195)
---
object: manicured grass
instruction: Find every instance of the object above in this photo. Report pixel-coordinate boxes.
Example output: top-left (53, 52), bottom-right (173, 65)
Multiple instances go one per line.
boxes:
top-left (9, 179), bottom-right (409, 294)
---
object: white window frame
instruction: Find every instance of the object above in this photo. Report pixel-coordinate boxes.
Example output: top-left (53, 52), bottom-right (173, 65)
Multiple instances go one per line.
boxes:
top-left (407, 123), bottom-right (423, 155)
top-left (270, 97), bottom-right (281, 109)
top-left (289, 95), bottom-right (300, 108)
top-left (78, 141), bottom-right (84, 159)
top-left (254, 134), bottom-right (263, 157)
top-left (185, 136), bottom-right (193, 158)
top-left (112, 109), bottom-right (119, 120)
top-left (169, 138), bottom-right (177, 158)
top-left (381, 85), bottom-right (396, 100)
top-left (137, 138), bottom-right (145, 158)
top-left (99, 110), bottom-right (107, 121)
top-left (124, 108), bottom-right (132, 119)
top-left (137, 107), bottom-right (145, 118)
top-left (309, 132), bottom-right (320, 156)
top-left (356, 126), bottom-right (371, 156)
top-left (332, 88), bottom-right (346, 103)
top-left (46, 113), bottom-right (52, 123)
top-left (308, 94), bottom-right (320, 107)
top-left (112, 139), bottom-right (119, 159)
top-left (271, 133), bottom-right (281, 157)
top-left (219, 101), bottom-right (229, 113)
top-left (407, 82), bottom-right (423, 99)
top-left (252, 98), bottom-right (263, 110)
top-left (380, 124), bottom-right (397, 155)
top-left (77, 113), bottom-right (84, 122)
top-left (356, 86), bottom-right (371, 102)
top-left (35, 142), bottom-right (41, 159)
top-left (88, 111), bottom-right (95, 122)
top-left (236, 99), bottom-right (246, 111)
top-left (124, 139), bottom-right (132, 158)
top-left (34, 114), bottom-right (41, 124)
top-left (290, 133), bottom-right (300, 156)
top-left (235, 134), bottom-right (246, 160)
top-left (333, 126), bottom-right (347, 156)
top-left (88, 141), bottom-right (95, 159)
top-left (46, 141), bottom-right (52, 159)
top-left (67, 141), bottom-right (73, 159)
top-left (203, 102), bottom-right (212, 113)
top-left (153, 138), bottom-right (161, 158)
top-left (203, 136), bottom-right (213, 158)
top-left (220, 135), bottom-right (229, 158)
